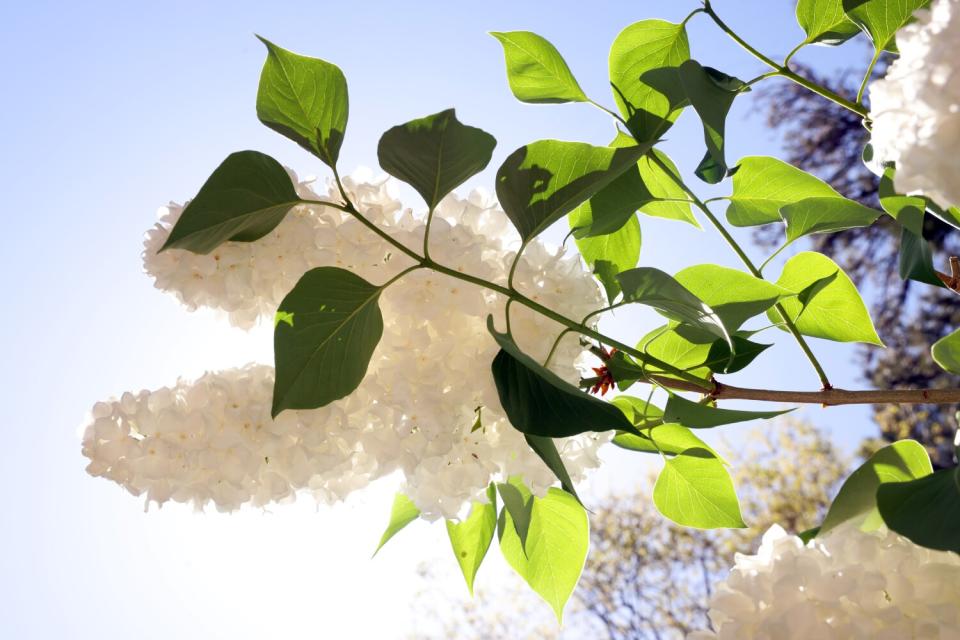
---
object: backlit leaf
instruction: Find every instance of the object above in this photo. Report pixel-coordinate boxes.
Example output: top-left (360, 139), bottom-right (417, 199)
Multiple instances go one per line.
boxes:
top-left (654, 447), bottom-right (746, 528)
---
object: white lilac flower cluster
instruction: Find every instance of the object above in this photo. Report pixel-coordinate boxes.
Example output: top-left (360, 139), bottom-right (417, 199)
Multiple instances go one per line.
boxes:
top-left (83, 169), bottom-right (608, 518)
top-left (688, 523), bottom-right (960, 640)
top-left (868, 0), bottom-right (960, 209)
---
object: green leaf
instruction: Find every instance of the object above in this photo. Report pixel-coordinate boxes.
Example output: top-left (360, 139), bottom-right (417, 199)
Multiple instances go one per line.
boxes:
top-left (781, 196), bottom-right (883, 243)
top-left (797, 0), bottom-right (862, 45)
top-left (374, 493), bottom-right (420, 555)
top-left (877, 466), bottom-right (960, 553)
top-left (160, 151), bottom-right (303, 254)
top-left (704, 335), bottom-right (772, 375)
top-left (273, 267), bottom-right (384, 416)
top-left (637, 149), bottom-right (700, 227)
top-left (608, 19), bottom-right (690, 143)
top-left (768, 252), bottom-right (883, 345)
top-left (724, 156), bottom-right (843, 227)
top-left (523, 435), bottom-right (581, 500)
top-left (634, 326), bottom-right (712, 382)
top-left (612, 425), bottom-right (715, 458)
top-left (933, 328), bottom-right (960, 375)
top-left (798, 526), bottom-right (821, 543)
top-left (256, 36), bottom-right (348, 168)
top-left (377, 109), bottom-right (496, 210)
top-left (821, 440), bottom-right (932, 533)
top-left (653, 447), bottom-right (746, 528)
top-left (497, 481), bottom-right (534, 550)
top-left (569, 133), bottom-right (653, 239)
top-left (674, 264), bottom-right (794, 335)
top-left (663, 393), bottom-right (791, 428)
top-left (490, 31), bottom-right (588, 104)
top-left (880, 169), bottom-right (945, 287)
top-left (617, 267), bottom-right (730, 345)
top-left (487, 318), bottom-right (633, 437)
top-left (677, 61), bottom-right (747, 184)
top-left (572, 215), bottom-right (641, 301)
top-left (496, 140), bottom-right (649, 241)
top-left (446, 491), bottom-right (497, 596)
top-left (610, 395), bottom-right (664, 428)
top-left (842, 0), bottom-right (931, 52)
top-left (499, 488), bottom-right (589, 621)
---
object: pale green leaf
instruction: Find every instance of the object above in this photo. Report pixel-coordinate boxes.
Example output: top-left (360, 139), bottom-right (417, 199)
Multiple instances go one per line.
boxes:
top-left (374, 493), bottom-right (420, 555)
top-left (446, 493), bottom-right (497, 596)
top-left (725, 156), bottom-right (842, 227)
top-left (608, 19), bottom-right (690, 142)
top-left (637, 149), bottom-right (700, 227)
top-left (500, 488), bottom-right (589, 621)
top-left (490, 31), bottom-right (588, 104)
top-left (572, 216), bottom-right (641, 301)
top-left (781, 196), bottom-right (883, 243)
top-left (768, 252), bottom-right (883, 345)
top-left (932, 328), bottom-right (960, 375)
top-left (654, 447), bottom-right (746, 528)
top-left (797, 0), bottom-right (862, 45)
top-left (842, 0), bottom-right (931, 51)
top-left (674, 264), bottom-right (794, 335)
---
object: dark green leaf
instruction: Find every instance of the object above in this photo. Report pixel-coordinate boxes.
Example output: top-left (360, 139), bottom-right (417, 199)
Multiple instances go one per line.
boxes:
top-left (160, 151), bottom-right (303, 254)
top-left (724, 156), bottom-right (843, 227)
top-left (446, 489), bottom-right (497, 596)
top-left (256, 37), bottom-right (348, 167)
top-left (798, 526), bottom-right (821, 543)
top-left (608, 19), bottom-right (690, 142)
top-left (524, 435), bottom-right (580, 500)
top-left (663, 393), bottom-right (792, 428)
top-left (821, 440), bottom-right (932, 533)
top-left (768, 252), bottom-right (883, 345)
top-left (877, 466), bottom-right (960, 553)
top-left (677, 61), bottom-right (747, 184)
top-left (374, 493), bottom-right (419, 555)
top-left (377, 109), bottom-right (496, 210)
top-left (617, 267), bottom-right (731, 345)
top-left (842, 0), bottom-right (931, 52)
top-left (932, 328), bottom-right (960, 375)
top-left (781, 196), bottom-right (883, 243)
top-left (496, 140), bottom-right (649, 241)
top-left (880, 169), bottom-right (945, 287)
top-left (797, 0), bottom-right (862, 44)
top-left (705, 335), bottom-right (772, 374)
top-left (899, 226), bottom-right (944, 287)
top-left (499, 488), bottom-right (589, 621)
top-left (273, 267), bottom-right (384, 416)
top-left (488, 318), bottom-right (633, 437)
top-left (490, 31), bottom-right (588, 104)
top-left (654, 447), bottom-right (746, 528)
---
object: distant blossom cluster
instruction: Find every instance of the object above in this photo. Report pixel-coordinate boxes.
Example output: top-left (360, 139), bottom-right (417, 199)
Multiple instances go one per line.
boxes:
top-left (81, 170), bottom-right (607, 519)
top-left (869, 0), bottom-right (960, 208)
top-left (689, 523), bottom-right (960, 639)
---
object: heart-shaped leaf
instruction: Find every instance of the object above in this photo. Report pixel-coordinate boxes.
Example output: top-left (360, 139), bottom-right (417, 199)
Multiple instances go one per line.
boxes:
top-left (490, 31), bottom-right (588, 104)
top-left (654, 447), bottom-right (746, 528)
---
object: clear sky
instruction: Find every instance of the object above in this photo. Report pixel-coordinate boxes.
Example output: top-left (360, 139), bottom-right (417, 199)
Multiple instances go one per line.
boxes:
top-left (0, 1), bottom-right (879, 638)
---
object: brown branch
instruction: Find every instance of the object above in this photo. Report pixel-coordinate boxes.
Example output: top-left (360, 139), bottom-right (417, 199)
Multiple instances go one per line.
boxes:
top-left (935, 255), bottom-right (960, 294)
top-left (649, 376), bottom-right (960, 406)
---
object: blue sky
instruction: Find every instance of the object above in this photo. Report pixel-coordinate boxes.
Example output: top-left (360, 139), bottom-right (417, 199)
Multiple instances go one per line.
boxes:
top-left (0, 1), bottom-right (880, 638)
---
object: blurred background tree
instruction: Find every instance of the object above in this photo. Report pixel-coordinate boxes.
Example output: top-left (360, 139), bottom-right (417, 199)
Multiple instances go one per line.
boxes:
top-left (411, 420), bottom-right (848, 639)
top-left (755, 58), bottom-right (960, 468)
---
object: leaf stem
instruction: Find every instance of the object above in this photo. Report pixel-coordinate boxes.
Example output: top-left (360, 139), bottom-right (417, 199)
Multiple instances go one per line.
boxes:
top-left (856, 48), bottom-right (883, 105)
top-left (645, 153), bottom-right (833, 389)
top-left (703, 3), bottom-right (868, 118)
